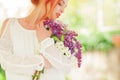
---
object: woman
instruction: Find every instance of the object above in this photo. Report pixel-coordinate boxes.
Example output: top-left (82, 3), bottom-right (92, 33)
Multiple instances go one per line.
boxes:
top-left (0, 0), bottom-right (72, 80)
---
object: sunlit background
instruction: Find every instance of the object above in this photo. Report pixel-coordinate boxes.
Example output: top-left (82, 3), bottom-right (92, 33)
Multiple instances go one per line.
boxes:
top-left (0, 0), bottom-right (120, 80)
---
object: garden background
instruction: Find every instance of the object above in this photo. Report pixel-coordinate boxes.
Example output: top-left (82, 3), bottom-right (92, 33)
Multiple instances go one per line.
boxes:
top-left (0, 0), bottom-right (120, 80)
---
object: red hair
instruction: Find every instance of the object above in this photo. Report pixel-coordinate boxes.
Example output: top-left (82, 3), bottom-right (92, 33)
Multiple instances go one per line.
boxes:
top-left (31, 0), bottom-right (39, 6)
top-left (31, 0), bottom-right (60, 23)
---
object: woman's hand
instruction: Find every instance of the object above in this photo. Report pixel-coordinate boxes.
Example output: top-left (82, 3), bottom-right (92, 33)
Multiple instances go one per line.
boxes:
top-left (36, 22), bottom-right (52, 42)
top-left (39, 54), bottom-right (52, 69)
top-left (44, 57), bottom-right (52, 68)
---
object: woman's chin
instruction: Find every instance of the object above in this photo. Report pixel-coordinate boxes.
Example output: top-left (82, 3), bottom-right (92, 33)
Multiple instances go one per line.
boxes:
top-left (56, 15), bottom-right (61, 18)
top-left (53, 16), bottom-right (59, 19)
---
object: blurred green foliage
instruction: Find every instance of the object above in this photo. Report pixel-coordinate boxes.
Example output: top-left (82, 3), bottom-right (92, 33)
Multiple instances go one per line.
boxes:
top-left (78, 30), bottom-right (115, 52)
top-left (58, 0), bottom-right (120, 52)
top-left (0, 0), bottom-right (120, 79)
top-left (0, 65), bottom-right (5, 80)
top-left (109, 30), bottom-right (120, 35)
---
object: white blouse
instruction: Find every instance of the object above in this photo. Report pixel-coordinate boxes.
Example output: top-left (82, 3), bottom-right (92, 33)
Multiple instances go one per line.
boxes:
top-left (0, 18), bottom-right (72, 80)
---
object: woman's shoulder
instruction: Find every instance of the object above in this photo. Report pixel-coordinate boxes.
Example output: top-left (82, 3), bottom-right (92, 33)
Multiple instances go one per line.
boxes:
top-left (0, 18), bottom-right (16, 37)
top-left (0, 18), bottom-right (9, 37)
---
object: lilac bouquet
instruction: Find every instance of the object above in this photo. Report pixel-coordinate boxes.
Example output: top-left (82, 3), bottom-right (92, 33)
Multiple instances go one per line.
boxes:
top-left (43, 19), bottom-right (82, 67)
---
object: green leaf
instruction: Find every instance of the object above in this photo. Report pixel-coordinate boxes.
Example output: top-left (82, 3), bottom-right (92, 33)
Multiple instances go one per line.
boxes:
top-left (52, 35), bottom-right (59, 41)
top-left (37, 75), bottom-right (40, 79)
top-left (61, 35), bottom-right (65, 41)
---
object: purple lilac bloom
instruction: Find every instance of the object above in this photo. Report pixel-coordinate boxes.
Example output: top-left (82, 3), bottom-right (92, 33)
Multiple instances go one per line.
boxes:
top-left (43, 19), bottom-right (82, 67)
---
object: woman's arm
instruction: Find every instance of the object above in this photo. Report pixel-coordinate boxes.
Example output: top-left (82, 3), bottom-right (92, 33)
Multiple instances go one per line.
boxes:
top-left (0, 18), bottom-right (12, 63)
top-left (39, 38), bottom-right (73, 73)
top-left (45, 45), bottom-right (72, 73)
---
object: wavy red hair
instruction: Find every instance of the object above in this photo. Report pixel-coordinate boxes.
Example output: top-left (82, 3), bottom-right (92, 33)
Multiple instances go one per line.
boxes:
top-left (31, 0), bottom-right (40, 6)
top-left (31, 0), bottom-right (60, 23)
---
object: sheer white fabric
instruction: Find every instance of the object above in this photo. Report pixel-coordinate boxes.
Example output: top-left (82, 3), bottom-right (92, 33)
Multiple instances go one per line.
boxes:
top-left (0, 18), bottom-right (44, 80)
top-left (0, 18), bottom-right (72, 80)
top-left (40, 38), bottom-right (72, 73)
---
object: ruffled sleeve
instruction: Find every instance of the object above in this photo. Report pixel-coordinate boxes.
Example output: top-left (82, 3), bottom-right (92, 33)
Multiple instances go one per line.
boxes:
top-left (40, 38), bottom-right (73, 73)
top-left (0, 18), bottom-right (44, 75)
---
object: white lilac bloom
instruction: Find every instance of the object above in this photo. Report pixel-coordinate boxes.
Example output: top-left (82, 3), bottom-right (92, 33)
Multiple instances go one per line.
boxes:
top-left (55, 41), bottom-right (71, 57)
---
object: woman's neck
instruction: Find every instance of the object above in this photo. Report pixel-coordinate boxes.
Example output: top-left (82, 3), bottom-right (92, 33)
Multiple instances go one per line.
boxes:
top-left (24, 6), bottom-right (45, 26)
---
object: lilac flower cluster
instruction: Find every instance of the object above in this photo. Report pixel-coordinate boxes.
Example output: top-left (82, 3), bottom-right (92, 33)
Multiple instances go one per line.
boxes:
top-left (43, 19), bottom-right (82, 67)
